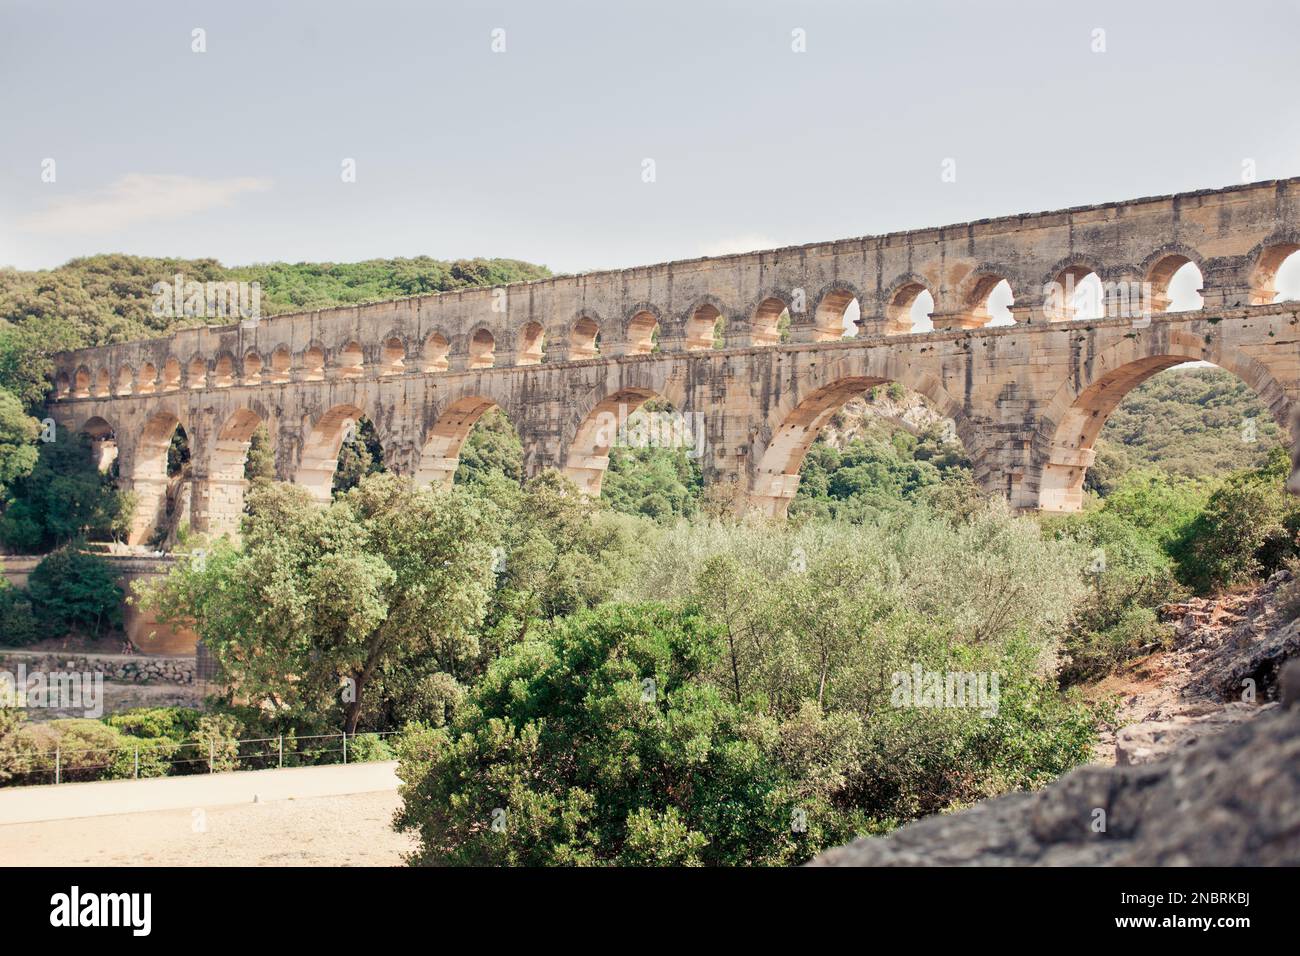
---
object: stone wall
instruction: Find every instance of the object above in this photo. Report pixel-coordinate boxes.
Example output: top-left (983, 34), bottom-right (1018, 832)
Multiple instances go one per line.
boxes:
top-left (0, 650), bottom-right (196, 685)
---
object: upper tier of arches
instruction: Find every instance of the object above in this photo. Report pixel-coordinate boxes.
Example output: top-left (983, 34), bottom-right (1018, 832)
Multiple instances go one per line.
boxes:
top-left (49, 198), bottom-right (1300, 402)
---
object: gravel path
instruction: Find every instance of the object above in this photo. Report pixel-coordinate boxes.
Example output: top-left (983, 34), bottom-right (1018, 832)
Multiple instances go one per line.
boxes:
top-left (0, 790), bottom-right (416, 866)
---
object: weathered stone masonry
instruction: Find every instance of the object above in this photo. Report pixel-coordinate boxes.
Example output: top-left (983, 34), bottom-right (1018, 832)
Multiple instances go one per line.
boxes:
top-left (46, 178), bottom-right (1300, 541)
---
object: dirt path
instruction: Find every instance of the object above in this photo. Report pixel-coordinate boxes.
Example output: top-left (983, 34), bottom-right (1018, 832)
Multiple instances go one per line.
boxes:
top-left (0, 789), bottom-right (415, 866)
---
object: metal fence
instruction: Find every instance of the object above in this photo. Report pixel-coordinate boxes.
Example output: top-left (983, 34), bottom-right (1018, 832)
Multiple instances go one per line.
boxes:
top-left (1, 729), bottom-right (403, 787)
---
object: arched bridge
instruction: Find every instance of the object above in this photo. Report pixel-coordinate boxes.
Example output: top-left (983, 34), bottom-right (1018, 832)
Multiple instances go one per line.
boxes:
top-left (47, 177), bottom-right (1300, 543)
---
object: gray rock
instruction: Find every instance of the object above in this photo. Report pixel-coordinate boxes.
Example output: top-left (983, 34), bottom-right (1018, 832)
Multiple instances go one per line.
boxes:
top-left (810, 706), bottom-right (1300, 866)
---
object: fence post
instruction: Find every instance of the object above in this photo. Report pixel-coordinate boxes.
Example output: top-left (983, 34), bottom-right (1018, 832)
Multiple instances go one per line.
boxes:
top-left (134, 745), bottom-right (139, 779)
top-left (278, 735), bottom-right (283, 769)
top-left (342, 731), bottom-right (347, 765)
top-left (55, 745), bottom-right (60, 785)
top-left (209, 739), bottom-right (214, 773)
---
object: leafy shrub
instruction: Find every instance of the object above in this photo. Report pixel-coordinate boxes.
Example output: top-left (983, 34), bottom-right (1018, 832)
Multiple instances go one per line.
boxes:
top-left (0, 585), bottom-right (39, 646)
top-left (26, 547), bottom-right (123, 638)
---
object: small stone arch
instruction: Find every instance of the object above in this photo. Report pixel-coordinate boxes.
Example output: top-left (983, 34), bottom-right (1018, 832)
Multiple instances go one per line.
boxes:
top-left (137, 363), bottom-right (158, 395)
top-left (161, 357), bottom-right (182, 391)
top-left (186, 355), bottom-right (208, 389)
top-left (569, 313), bottom-right (602, 360)
top-left (267, 346), bottom-right (292, 383)
top-left (242, 350), bottom-right (264, 385)
top-left (72, 366), bottom-right (91, 398)
top-left (467, 327), bottom-right (496, 369)
top-left (954, 267), bottom-right (1017, 327)
top-left (115, 365), bottom-right (135, 396)
top-left (93, 367), bottom-right (111, 397)
top-left (812, 284), bottom-right (863, 341)
top-left (422, 331), bottom-right (451, 373)
top-left (621, 304), bottom-right (663, 355)
top-left (380, 334), bottom-right (407, 375)
top-left (300, 344), bottom-right (326, 382)
top-left (55, 371), bottom-right (72, 399)
top-left (881, 273), bottom-right (932, 334)
top-left (1248, 231), bottom-right (1300, 305)
top-left (741, 292), bottom-right (789, 347)
top-left (516, 321), bottom-right (546, 365)
top-left (682, 296), bottom-right (729, 350)
top-left (334, 340), bottom-right (364, 378)
top-left (212, 352), bottom-right (236, 388)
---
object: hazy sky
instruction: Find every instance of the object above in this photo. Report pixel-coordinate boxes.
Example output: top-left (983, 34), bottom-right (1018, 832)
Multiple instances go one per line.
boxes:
top-left (3, 0), bottom-right (1300, 283)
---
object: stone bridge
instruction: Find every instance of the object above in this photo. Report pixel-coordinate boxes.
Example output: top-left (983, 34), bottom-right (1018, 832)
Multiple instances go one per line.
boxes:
top-left (46, 177), bottom-right (1300, 543)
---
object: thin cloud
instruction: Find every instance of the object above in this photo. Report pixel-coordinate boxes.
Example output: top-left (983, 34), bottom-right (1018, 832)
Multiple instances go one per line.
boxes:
top-left (698, 234), bottom-right (780, 258)
top-left (17, 173), bottom-right (271, 235)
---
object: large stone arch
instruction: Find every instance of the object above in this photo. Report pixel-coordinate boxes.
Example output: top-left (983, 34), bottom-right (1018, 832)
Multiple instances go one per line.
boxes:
top-left (1035, 330), bottom-right (1295, 511)
top-left (561, 365), bottom-right (690, 496)
top-left (413, 392), bottom-right (519, 488)
top-left (296, 403), bottom-right (368, 503)
top-left (127, 406), bottom-right (191, 544)
top-left (747, 354), bottom-right (971, 517)
top-left (200, 407), bottom-right (271, 538)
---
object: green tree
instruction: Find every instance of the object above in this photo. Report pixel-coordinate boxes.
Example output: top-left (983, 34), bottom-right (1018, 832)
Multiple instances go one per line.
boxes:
top-left (395, 603), bottom-right (799, 866)
top-left (27, 547), bottom-right (124, 637)
top-left (138, 474), bottom-right (500, 733)
top-left (243, 424), bottom-right (276, 481)
top-left (0, 388), bottom-right (39, 498)
top-left (0, 433), bottom-right (134, 552)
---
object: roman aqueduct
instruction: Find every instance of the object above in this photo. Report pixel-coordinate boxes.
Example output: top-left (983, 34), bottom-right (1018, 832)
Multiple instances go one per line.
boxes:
top-left (46, 177), bottom-right (1300, 543)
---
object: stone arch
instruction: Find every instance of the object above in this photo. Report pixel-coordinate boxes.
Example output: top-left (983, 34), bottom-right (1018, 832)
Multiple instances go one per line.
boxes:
top-left (296, 403), bottom-right (367, 503)
top-left (55, 371), bottom-right (72, 399)
top-left (747, 293), bottom-right (789, 346)
top-left (300, 344), bottom-right (326, 382)
top-left (414, 395), bottom-right (512, 488)
top-left (954, 268), bottom-right (1017, 327)
top-left (1040, 256), bottom-right (1108, 322)
top-left (683, 296), bottom-right (728, 350)
top-left (1141, 243), bottom-right (1207, 312)
top-left (621, 304), bottom-right (662, 355)
top-left (129, 408), bottom-right (187, 544)
top-left (72, 366), bottom-right (91, 399)
top-left (562, 379), bottom-right (689, 496)
top-left (334, 340), bottom-right (364, 378)
top-left (268, 346), bottom-right (292, 383)
top-left (93, 367), bottom-right (111, 397)
top-left (570, 313), bottom-right (602, 360)
top-left (186, 355), bottom-right (208, 389)
top-left (748, 360), bottom-right (970, 518)
top-left (1249, 231), bottom-right (1300, 305)
top-left (206, 407), bottom-right (268, 536)
top-left (422, 331), bottom-right (451, 373)
top-left (242, 350), bottom-right (264, 385)
top-left (812, 284), bottom-right (862, 341)
top-left (468, 327), bottom-right (496, 369)
top-left (882, 273), bottom-right (933, 334)
top-left (1035, 332), bottom-right (1294, 512)
top-left (380, 334), bottom-right (407, 375)
top-left (115, 364), bottom-right (135, 396)
top-left (212, 351), bottom-right (236, 388)
top-left (137, 362), bottom-right (158, 395)
top-left (516, 321), bottom-right (546, 365)
top-left (161, 357), bottom-right (182, 391)
top-left (78, 415), bottom-right (119, 472)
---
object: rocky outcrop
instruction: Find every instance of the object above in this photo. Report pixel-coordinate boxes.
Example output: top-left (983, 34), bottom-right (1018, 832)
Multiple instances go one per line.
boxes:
top-left (811, 682), bottom-right (1300, 866)
top-left (813, 576), bottom-right (1300, 866)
